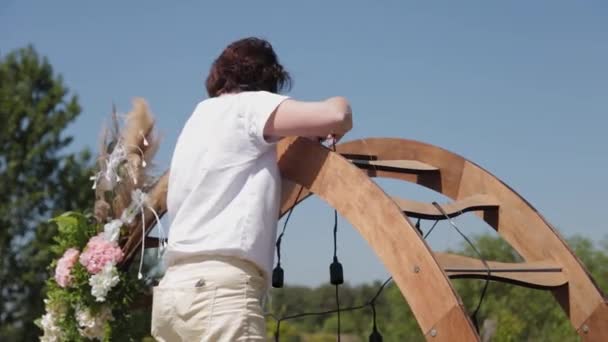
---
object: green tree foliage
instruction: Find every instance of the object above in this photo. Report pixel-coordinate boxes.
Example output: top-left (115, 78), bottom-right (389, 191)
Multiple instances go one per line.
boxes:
top-left (267, 235), bottom-right (608, 341)
top-left (0, 46), bottom-right (94, 341)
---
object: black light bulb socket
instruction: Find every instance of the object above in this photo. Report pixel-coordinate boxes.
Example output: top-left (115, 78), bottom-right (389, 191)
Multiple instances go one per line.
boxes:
top-left (330, 258), bottom-right (344, 285)
top-left (369, 328), bottom-right (383, 342)
top-left (272, 265), bottom-right (284, 288)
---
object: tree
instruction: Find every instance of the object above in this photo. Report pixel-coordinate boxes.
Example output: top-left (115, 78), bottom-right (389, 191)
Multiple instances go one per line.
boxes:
top-left (449, 234), bottom-right (606, 341)
top-left (0, 46), bottom-right (94, 341)
top-left (266, 234), bottom-right (608, 341)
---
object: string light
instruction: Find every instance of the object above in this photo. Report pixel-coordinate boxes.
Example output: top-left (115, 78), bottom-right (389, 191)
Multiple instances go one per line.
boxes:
top-left (272, 186), bottom-right (304, 288)
top-left (328, 139), bottom-right (344, 341)
top-left (270, 142), bottom-right (494, 340)
top-left (369, 303), bottom-right (383, 342)
top-left (271, 276), bottom-right (392, 341)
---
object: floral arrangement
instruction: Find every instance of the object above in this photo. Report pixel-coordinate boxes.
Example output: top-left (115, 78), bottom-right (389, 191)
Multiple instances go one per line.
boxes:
top-left (36, 99), bottom-right (169, 341)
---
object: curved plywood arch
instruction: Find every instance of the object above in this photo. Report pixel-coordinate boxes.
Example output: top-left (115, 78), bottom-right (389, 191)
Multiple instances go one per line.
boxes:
top-left (336, 138), bottom-right (607, 340)
top-left (134, 136), bottom-right (606, 340)
top-left (278, 137), bottom-right (607, 341)
top-left (276, 137), bottom-right (479, 341)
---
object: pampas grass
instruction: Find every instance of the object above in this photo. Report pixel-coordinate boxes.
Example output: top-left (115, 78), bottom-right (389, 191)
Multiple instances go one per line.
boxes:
top-left (92, 99), bottom-right (168, 267)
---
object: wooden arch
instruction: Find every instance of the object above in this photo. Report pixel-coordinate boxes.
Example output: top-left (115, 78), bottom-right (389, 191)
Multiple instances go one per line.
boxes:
top-left (276, 137), bottom-right (608, 341)
top-left (136, 136), bottom-right (607, 341)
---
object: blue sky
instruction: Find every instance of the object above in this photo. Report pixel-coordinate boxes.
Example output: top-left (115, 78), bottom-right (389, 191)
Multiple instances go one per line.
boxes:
top-left (2, 1), bottom-right (606, 286)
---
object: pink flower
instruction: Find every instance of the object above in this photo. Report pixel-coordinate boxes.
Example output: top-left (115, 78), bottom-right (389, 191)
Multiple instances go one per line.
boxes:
top-left (79, 234), bottom-right (124, 274)
top-left (55, 248), bottom-right (80, 288)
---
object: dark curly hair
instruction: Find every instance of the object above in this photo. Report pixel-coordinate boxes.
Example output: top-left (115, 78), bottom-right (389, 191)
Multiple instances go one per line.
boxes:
top-left (205, 37), bottom-right (292, 97)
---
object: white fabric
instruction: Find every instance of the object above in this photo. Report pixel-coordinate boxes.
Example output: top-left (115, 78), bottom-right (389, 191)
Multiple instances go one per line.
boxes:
top-left (166, 91), bottom-right (289, 283)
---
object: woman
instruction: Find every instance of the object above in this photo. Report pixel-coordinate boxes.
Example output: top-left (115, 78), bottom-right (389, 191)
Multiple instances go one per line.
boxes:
top-left (151, 37), bottom-right (353, 341)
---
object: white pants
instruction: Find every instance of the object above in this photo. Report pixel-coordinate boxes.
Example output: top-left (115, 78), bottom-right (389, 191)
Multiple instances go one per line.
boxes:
top-left (151, 255), bottom-right (268, 341)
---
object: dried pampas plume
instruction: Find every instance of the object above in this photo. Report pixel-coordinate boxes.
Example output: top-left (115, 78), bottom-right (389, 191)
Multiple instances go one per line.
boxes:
top-left (94, 200), bottom-right (111, 223)
top-left (90, 98), bottom-right (172, 270)
top-left (122, 98), bottom-right (160, 186)
top-left (94, 98), bottom-right (162, 223)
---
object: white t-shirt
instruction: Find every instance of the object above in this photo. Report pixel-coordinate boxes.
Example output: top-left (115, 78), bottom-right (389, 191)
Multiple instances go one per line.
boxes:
top-left (165, 91), bottom-right (289, 281)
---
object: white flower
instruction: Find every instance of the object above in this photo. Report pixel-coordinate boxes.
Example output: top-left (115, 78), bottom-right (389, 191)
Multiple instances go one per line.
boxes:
top-left (38, 300), bottom-right (66, 342)
top-left (89, 263), bottom-right (120, 302)
top-left (39, 312), bottom-right (62, 342)
top-left (103, 219), bottom-right (122, 242)
top-left (75, 306), bottom-right (113, 340)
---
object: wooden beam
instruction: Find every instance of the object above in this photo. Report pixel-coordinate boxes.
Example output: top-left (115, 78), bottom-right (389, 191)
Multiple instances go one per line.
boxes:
top-left (425, 304), bottom-right (477, 341)
top-left (393, 194), bottom-right (499, 220)
top-left (350, 159), bottom-right (439, 174)
top-left (277, 137), bottom-right (479, 340)
top-left (578, 303), bottom-right (608, 342)
top-left (435, 252), bottom-right (567, 289)
top-left (143, 236), bottom-right (161, 248)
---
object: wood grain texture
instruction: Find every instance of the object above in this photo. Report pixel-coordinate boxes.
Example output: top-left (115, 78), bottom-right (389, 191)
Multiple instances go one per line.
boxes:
top-left (424, 304), bottom-right (480, 342)
top-left (578, 303), bottom-right (608, 342)
top-left (436, 252), bottom-right (567, 289)
top-left (392, 194), bottom-right (499, 220)
top-left (334, 138), bottom-right (607, 339)
top-left (277, 137), bottom-right (479, 339)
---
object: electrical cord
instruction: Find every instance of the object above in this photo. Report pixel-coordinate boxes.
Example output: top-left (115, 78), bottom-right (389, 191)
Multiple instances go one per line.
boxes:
top-left (271, 276), bottom-right (393, 341)
top-left (273, 185), bottom-right (305, 288)
top-left (432, 202), bottom-right (491, 332)
top-left (329, 139), bottom-right (342, 342)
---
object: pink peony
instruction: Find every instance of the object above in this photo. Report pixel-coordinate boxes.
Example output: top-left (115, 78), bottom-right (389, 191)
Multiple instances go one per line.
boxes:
top-left (55, 248), bottom-right (80, 288)
top-left (79, 234), bottom-right (124, 274)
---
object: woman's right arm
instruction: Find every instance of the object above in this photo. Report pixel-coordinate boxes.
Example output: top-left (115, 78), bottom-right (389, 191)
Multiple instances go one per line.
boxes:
top-left (263, 96), bottom-right (353, 140)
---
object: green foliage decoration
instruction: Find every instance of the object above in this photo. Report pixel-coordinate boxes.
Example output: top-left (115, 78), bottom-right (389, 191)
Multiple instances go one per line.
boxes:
top-left (36, 211), bottom-right (145, 341)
